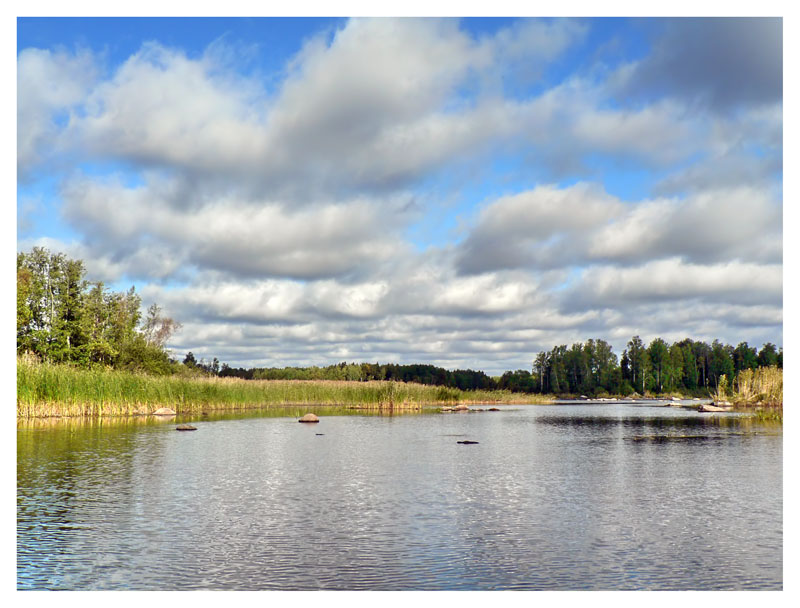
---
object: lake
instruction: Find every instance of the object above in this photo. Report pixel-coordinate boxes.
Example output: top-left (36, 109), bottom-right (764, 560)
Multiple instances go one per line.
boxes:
top-left (17, 403), bottom-right (782, 590)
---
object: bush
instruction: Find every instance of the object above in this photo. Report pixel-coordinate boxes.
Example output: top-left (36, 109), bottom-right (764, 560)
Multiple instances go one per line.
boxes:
top-left (115, 337), bottom-right (173, 375)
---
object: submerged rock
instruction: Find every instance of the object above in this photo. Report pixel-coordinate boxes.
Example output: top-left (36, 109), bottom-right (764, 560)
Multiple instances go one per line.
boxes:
top-left (457, 440), bottom-right (479, 444)
top-left (299, 413), bottom-right (320, 423)
top-left (488, 407), bottom-right (501, 411)
top-left (176, 424), bottom-right (197, 431)
top-left (153, 407), bottom-right (176, 416)
top-left (453, 404), bottom-right (469, 412)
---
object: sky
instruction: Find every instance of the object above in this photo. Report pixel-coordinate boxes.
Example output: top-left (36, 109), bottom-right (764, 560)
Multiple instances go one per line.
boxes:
top-left (15, 15), bottom-right (784, 374)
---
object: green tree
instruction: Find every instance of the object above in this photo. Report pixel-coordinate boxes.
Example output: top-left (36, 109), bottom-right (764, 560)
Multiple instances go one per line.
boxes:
top-left (626, 336), bottom-right (648, 394)
top-left (647, 338), bottom-right (669, 393)
top-left (733, 342), bottom-right (759, 374)
top-left (757, 343), bottom-right (779, 368)
top-left (710, 340), bottom-right (735, 389)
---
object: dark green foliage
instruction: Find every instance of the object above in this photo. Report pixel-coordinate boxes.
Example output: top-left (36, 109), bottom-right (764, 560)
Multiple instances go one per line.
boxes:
top-left (733, 342), bottom-right (759, 373)
top-left (497, 370), bottom-right (536, 393)
top-left (710, 340), bottom-right (735, 389)
top-left (17, 247), bottom-right (178, 372)
top-left (531, 335), bottom-right (779, 396)
top-left (758, 343), bottom-right (779, 368)
top-left (116, 336), bottom-right (174, 375)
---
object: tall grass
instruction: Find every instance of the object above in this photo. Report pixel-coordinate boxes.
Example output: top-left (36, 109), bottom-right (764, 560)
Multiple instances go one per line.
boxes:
top-left (733, 366), bottom-right (783, 406)
top-left (17, 358), bottom-right (551, 417)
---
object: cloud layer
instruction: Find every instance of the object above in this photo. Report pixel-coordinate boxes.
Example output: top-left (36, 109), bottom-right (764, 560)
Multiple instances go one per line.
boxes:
top-left (17, 17), bottom-right (783, 372)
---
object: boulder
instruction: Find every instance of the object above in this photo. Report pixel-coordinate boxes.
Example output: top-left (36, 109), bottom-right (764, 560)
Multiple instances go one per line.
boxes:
top-left (299, 413), bottom-right (320, 423)
top-left (153, 407), bottom-right (176, 416)
top-left (488, 407), bottom-right (501, 411)
top-left (176, 424), bottom-right (197, 431)
top-left (700, 403), bottom-right (733, 412)
top-left (453, 404), bottom-right (469, 411)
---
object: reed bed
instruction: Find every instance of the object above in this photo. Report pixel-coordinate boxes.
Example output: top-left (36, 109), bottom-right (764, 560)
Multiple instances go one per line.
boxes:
top-left (733, 366), bottom-right (783, 406)
top-left (17, 358), bottom-right (549, 417)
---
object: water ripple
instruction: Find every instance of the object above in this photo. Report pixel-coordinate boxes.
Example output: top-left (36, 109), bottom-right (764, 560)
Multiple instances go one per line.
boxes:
top-left (18, 405), bottom-right (782, 590)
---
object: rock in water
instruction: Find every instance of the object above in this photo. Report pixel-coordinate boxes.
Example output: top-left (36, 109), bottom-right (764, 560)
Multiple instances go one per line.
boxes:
top-left (153, 407), bottom-right (176, 416)
top-left (488, 408), bottom-right (500, 411)
top-left (457, 440), bottom-right (479, 444)
top-left (176, 424), bottom-right (197, 431)
top-left (299, 413), bottom-right (320, 423)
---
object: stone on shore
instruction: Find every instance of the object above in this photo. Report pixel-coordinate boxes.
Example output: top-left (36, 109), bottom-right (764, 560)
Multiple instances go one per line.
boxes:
top-left (700, 403), bottom-right (733, 412)
top-left (153, 407), bottom-right (176, 416)
top-left (299, 413), bottom-right (320, 423)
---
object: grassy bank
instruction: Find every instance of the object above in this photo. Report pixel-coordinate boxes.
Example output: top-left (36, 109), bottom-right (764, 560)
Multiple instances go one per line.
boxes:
top-left (17, 358), bottom-right (549, 417)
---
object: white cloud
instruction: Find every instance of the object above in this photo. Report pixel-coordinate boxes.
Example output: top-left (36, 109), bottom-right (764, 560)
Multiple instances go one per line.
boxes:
top-left (16, 18), bottom-right (783, 373)
top-left (60, 174), bottom-right (411, 281)
top-left (17, 47), bottom-right (98, 173)
top-left (457, 183), bottom-right (782, 274)
top-left (567, 258), bottom-right (782, 309)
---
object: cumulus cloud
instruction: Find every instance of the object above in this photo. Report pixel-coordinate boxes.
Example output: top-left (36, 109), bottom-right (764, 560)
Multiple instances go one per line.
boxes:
top-left (17, 47), bottom-right (98, 175)
top-left (16, 18), bottom-right (783, 373)
top-left (587, 187), bottom-right (782, 265)
top-left (59, 174), bottom-right (411, 281)
top-left (456, 182), bottom-right (782, 274)
top-left (19, 18), bottom-right (682, 196)
top-left (564, 259), bottom-right (782, 310)
top-left (614, 18), bottom-right (782, 111)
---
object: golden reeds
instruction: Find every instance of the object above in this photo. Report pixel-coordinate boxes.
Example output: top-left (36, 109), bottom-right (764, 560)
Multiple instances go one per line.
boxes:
top-left (16, 357), bottom-right (550, 417)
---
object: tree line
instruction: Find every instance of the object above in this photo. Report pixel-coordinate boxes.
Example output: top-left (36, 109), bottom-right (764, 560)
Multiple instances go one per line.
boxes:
top-left (530, 336), bottom-right (782, 397)
top-left (216, 361), bottom-right (497, 391)
top-left (209, 335), bottom-right (781, 398)
top-left (17, 248), bottom-right (180, 374)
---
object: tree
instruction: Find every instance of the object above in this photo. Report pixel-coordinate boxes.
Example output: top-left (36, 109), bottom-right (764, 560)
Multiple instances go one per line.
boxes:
top-left (665, 343), bottom-right (684, 392)
top-left (17, 247), bottom-right (178, 371)
top-left (680, 343), bottom-right (698, 390)
top-left (183, 352), bottom-right (197, 367)
top-left (590, 338), bottom-right (617, 391)
top-left (142, 303), bottom-right (182, 348)
top-left (647, 338), bottom-right (669, 393)
top-left (691, 341), bottom-right (712, 388)
top-left (626, 336), bottom-right (648, 394)
top-left (533, 352), bottom-right (548, 393)
top-left (710, 340), bottom-right (735, 389)
top-left (733, 342), bottom-right (759, 374)
top-left (758, 343), bottom-right (779, 368)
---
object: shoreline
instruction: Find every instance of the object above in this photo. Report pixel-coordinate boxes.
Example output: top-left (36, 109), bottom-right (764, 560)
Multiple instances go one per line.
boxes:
top-left (17, 359), bottom-right (781, 420)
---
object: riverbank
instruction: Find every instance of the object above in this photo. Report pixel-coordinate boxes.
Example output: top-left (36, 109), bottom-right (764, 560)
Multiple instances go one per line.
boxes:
top-left (16, 358), bottom-right (550, 417)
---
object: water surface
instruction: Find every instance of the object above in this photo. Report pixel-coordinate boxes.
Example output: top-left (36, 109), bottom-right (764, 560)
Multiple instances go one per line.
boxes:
top-left (17, 403), bottom-right (782, 590)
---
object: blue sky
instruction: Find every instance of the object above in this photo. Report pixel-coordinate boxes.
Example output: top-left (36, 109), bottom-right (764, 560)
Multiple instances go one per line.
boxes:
top-left (16, 16), bottom-right (783, 373)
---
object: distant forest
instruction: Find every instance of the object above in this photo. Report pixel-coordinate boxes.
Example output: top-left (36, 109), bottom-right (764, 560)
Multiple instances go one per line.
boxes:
top-left (18, 247), bottom-right (782, 397)
top-left (211, 336), bottom-right (781, 397)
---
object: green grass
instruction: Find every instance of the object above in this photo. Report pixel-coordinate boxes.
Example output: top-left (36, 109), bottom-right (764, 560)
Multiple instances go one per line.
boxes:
top-left (17, 358), bottom-right (551, 417)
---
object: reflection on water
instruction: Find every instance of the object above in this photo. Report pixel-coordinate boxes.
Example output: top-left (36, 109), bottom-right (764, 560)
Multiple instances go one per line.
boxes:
top-left (18, 404), bottom-right (782, 590)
